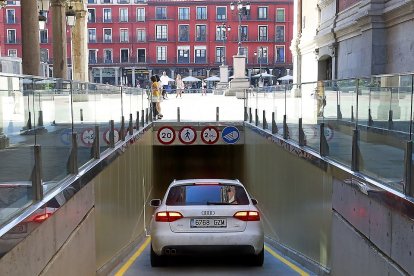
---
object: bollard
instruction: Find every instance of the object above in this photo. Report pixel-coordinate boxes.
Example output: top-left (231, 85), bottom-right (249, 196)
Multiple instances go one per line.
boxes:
top-left (263, 110), bottom-right (267, 130)
top-left (136, 111), bottom-right (140, 130)
top-left (320, 123), bottom-right (329, 157)
top-left (92, 125), bottom-right (100, 159)
top-left (299, 118), bottom-right (305, 146)
top-left (120, 116), bottom-right (125, 141)
top-left (351, 105), bottom-right (354, 122)
top-left (368, 108), bottom-right (373, 126)
top-left (244, 106), bottom-right (248, 121)
top-left (255, 109), bottom-right (259, 126)
top-left (177, 107), bottom-right (181, 122)
top-left (109, 120), bottom-right (115, 148)
top-left (27, 111), bottom-right (32, 129)
top-left (141, 110), bottom-right (144, 127)
top-left (129, 114), bottom-right (133, 135)
top-left (216, 107), bottom-right (219, 122)
top-left (337, 104), bottom-right (343, 120)
top-left (351, 129), bottom-right (360, 171)
top-left (80, 109), bottom-right (84, 122)
top-left (249, 108), bottom-right (252, 123)
top-left (32, 145), bottom-right (43, 201)
top-left (283, 115), bottom-right (289, 139)
top-left (272, 112), bottom-right (278, 134)
top-left (388, 110), bottom-right (393, 130)
top-left (146, 108), bottom-right (149, 124)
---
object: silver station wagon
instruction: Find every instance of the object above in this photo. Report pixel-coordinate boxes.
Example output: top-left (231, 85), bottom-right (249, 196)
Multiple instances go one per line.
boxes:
top-left (149, 179), bottom-right (264, 267)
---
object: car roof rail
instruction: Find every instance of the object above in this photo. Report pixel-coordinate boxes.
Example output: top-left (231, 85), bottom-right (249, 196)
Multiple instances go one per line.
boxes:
top-left (235, 179), bottom-right (240, 183)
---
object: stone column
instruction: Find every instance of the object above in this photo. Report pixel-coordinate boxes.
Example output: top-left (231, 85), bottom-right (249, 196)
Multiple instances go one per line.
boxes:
top-left (229, 55), bottom-right (249, 97)
top-left (72, 3), bottom-right (88, 81)
top-left (21, 1), bottom-right (40, 75)
top-left (51, 0), bottom-right (68, 79)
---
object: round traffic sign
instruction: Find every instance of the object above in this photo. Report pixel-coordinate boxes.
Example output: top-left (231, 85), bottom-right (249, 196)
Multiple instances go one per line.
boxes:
top-left (81, 128), bottom-right (95, 147)
top-left (201, 126), bottom-right (219, 144)
top-left (103, 128), bottom-right (120, 145)
top-left (178, 126), bottom-right (197, 145)
top-left (222, 126), bottom-right (240, 144)
top-left (157, 126), bottom-right (176, 145)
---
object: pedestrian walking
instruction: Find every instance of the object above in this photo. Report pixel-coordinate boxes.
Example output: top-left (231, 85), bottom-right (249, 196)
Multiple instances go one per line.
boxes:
top-left (151, 75), bottom-right (163, 120)
top-left (201, 80), bottom-right (207, 96)
top-left (176, 74), bottom-right (184, 98)
top-left (160, 71), bottom-right (170, 99)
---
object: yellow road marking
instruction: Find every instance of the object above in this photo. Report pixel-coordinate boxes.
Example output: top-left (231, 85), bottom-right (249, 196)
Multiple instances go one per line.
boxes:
top-left (115, 237), bottom-right (151, 276)
top-left (264, 245), bottom-right (310, 276)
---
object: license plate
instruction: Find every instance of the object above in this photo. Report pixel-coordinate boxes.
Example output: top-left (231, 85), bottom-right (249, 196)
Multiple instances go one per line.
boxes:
top-left (190, 218), bottom-right (227, 228)
top-left (8, 223), bottom-right (27, 234)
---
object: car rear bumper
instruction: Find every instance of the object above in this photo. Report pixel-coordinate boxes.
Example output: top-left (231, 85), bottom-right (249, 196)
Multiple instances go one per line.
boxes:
top-left (161, 245), bottom-right (256, 256)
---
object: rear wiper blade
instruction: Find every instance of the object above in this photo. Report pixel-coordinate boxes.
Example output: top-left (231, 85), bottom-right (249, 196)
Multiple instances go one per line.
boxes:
top-left (206, 201), bottom-right (232, 205)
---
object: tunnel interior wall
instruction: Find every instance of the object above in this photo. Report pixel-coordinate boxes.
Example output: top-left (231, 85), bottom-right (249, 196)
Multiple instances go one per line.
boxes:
top-left (152, 144), bottom-right (245, 199)
top-left (243, 127), bottom-right (333, 272)
top-left (95, 130), bottom-right (154, 274)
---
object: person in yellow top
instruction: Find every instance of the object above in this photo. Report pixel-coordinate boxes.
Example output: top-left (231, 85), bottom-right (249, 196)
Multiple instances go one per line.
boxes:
top-left (150, 75), bottom-right (163, 120)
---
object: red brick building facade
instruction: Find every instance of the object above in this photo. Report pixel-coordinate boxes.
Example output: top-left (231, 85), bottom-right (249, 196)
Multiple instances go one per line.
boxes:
top-left (1, 0), bottom-right (293, 86)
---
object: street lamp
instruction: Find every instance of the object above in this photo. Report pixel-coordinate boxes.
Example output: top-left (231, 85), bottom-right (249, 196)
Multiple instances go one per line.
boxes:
top-left (217, 23), bottom-right (231, 65)
top-left (230, 1), bottom-right (250, 55)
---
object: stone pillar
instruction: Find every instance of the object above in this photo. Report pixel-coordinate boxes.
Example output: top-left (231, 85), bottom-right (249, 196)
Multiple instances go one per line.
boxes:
top-left (230, 55), bottom-right (249, 97)
top-left (72, 3), bottom-right (88, 81)
top-left (51, 0), bottom-right (68, 79)
top-left (21, 1), bottom-right (40, 76)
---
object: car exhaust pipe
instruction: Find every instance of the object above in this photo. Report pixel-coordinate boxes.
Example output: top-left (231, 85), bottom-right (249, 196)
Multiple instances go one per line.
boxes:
top-left (165, 249), bottom-right (171, 255)
top-left (171, 249), bottom-right (177, 255)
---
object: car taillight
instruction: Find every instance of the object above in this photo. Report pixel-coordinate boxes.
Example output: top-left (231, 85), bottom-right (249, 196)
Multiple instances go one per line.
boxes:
top-left (32, 212), bottom-right (53, 223)
top-left (155, 211), bottom-right (183, 222)
top-left (233, 211), bottom-right (260, 221)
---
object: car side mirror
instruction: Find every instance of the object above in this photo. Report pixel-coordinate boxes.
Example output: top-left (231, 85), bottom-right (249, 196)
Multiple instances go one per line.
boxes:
top-left (150, 199), bottom-right (161, 207)
top-left (251, 198), bottom-right (258, 205)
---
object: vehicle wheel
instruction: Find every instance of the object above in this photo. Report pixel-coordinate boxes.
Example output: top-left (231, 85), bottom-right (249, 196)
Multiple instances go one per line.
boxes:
top-left (150, 245), bottom-right (166, 267)
top-left (250, 248), bottom-right (264, 266)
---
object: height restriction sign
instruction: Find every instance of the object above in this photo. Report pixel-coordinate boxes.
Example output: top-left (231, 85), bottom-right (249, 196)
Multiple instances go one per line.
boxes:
top-left (201, 126), bottom-right (219, 144)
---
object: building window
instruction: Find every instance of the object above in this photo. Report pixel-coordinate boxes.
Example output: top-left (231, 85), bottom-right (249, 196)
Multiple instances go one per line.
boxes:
top-left (103, 8), bottom-right (112, 23)
top-left (196, 7), bottom-right (207, 20)
top-left (216, 7), bottom-right (226, 20)
top-left (8, 49), bottom-right (17, 57)
top-left (258, 7), bottom-right (268, 20)
top-left (156, 25), bottom-right (167, 41)
top-left (6, 9), bottom-right (15, 24)
top-left (156, 7), bottom-right (167, 19)
top-left (216, 25), bottom-right (226, 41)
top-left (6, 1), bottom-right (16, 4)
top-left (276, 46), bottom-right (285, 63)
top-left (178, 7), bottom-right (189, 20)
top-left (88, 9), bottom-right (96, 23)
top-left (258, 26), bottom-right (268, 41)
top-left (119, 8), bottom-right (128, 22)
top-left (195, 47), bottom-right (206, 64)
top-left (275, 26), bottom-right (285, 42)
top-left (276, 8), bottom-right (285, 22)
top-left (104, 49), bottom-right (113, 63)
top-left (89, 50), bottom-right (97, 64)
top-left (178, 25), bottom-right (189, 42)
top-left (88, 0), bottom-right (96, 3)
top-left (40, 30), bottom-right (48, 43)
top-left (88, 29), bottom-right (96, 43)
top-left (7, 29), bottom-right (16, 43)
top-left (177, 46), bottom-right (190, 64)
top-left (156, 46), bottom-right (167, 63)
top-left (240, 26), bottom-right (248, 41)
top-left (195, 25), bottom-right (206, 41)
top-left (104, 29), bottom-right (112, 43)
top-left (136, 28), bottom-right (146, 42)
top-left (137, 49), bottom-right (146, 63)
top-left (215, 47), bottom-right (224, 63)
top-left (102, 0), bottom-right (112, 3)
top-left (136, 8), bottom-right (145, 21)
top-left (118, 0), bottom-right (129, 3)
top-left (120, 29), bottom-right (129, 42)
top-left (239, 47), bottom-right (247, 56)
top-left (120, 49), bottom-right (129, 63)
top-left (256, 47), bottom-right (268, 63)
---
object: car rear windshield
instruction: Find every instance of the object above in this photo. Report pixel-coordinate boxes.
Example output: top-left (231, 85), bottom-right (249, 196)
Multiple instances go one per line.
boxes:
top-left (166, 184), bottom-right (249, 206)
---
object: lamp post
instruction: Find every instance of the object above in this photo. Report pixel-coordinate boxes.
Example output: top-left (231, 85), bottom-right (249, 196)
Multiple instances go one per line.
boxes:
top-left (66, 5), bottom-right (76, 80)
top-left (218, 23), bottom-right (231, 65)
top-left (230, 1), bottom-right (250, 55)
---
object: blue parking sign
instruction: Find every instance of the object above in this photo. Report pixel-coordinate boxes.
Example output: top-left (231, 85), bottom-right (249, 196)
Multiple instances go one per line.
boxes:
top-left (222, 126), bottom-right (240, 144)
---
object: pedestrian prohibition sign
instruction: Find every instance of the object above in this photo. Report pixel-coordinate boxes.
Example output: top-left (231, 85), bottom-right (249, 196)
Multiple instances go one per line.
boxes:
top-left (222, 126), bottom-right (240, 144)
top-left (201, 126), bottom-right (219, 144)
top-left (179, 126), bottom-right (197, 144)
top-left (158, 126), bottom-right (175, 145)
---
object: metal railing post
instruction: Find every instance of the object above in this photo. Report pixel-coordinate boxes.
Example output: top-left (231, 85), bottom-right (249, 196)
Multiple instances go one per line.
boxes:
top-left (283, 115), bottom-right (289, 139)
top-left (92, 125), bottom-right (100, 159)
top-left (388, 110), bottom-right (393, 130)
top-left (38, 110), bottom-right (44, 127)
top-left (368, 108), bottom-right (373, 126)
top-left (244, 106), bottom-right (248, 121)
top-left (216, 107), bottom-right (219, 122)
top-left (177, 107), bottom-right (181, 122)
top-left (351, 106), bottom-right (354, 122)
top-left (136, 111), bottom-right (140, 130)
top-left (129, 113), bottom-right (133, 135)
top-left (299, 118), bottom-right (305, 146)
top-left (109, 120), bottom-right (115, 148)
top-left (80, 108), bottom-right (83, 123)
top-left (255, 109), bottom-right (259, 126)
top-left (249, 108), bottom-right (252, 123)
top-left (404, 141), bottom-right (413, 196)
top-left (351, 129), bottom-right (360, 171)
top-left (141, 109), bottom-right (144, 127)
top-left (120, 116), bottom-right (125, 141)
top-left (272, 112), bottom-right (278, 134)
top-left (263, 110), bottom-right (267, 130)
top-left (32, 145), bottom-right (43, 201)
top-left (145, 108), bottom-right (149, 124)
top-left (320, 123), bottom-right (329, 156)
top-left (68, 133), bottom-right (78, 174)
